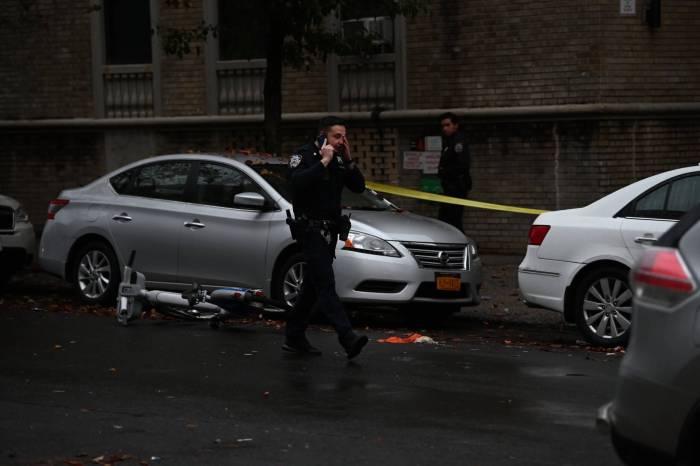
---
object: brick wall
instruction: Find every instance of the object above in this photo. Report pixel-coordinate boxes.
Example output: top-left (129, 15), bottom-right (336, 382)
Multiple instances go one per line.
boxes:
top-left (158, 1), bottom-right (208, 116)
top-left (282, 65), bottom-right (329, 114)
top-left (2, 0), bottom-right (699, 119)
top-left (0, 1), bottom-right (93, 119)
top-left (0, 132), bottom-right (104, 224)
top-left (405, 0), bottom-right (700, 108)
top-left (599, 1), bottom-right (700, 102)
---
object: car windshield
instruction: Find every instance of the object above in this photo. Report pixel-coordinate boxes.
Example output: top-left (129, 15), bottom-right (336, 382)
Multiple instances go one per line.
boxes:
top-left (246, 161), bottom-right (396, 211)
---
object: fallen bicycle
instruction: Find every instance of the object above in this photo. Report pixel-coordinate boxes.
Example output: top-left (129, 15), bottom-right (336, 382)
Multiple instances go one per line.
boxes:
top-left (115, 252), bottom-right (290, 329)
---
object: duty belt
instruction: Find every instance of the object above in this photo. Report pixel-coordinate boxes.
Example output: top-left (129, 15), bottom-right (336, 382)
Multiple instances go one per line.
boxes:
top-left (304, 218), bottom-right (336, 229)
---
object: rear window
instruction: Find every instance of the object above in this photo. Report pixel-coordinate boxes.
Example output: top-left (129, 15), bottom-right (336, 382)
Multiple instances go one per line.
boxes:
top-left (628, 174), bottom-right (700, 220)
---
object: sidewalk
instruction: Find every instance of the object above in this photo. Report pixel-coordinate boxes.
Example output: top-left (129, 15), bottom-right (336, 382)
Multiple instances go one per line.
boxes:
top-left (471, 254), bottom-right (564, 328)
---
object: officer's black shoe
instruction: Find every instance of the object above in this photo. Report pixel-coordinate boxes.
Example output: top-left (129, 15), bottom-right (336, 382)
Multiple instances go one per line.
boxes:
top-left (341, 333), bottom-right (368, 360)
top-left (282, 337), bottom-right (322, 355)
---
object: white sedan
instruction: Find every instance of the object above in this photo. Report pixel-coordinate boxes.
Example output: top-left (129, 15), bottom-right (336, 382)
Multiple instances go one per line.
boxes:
top-left (518, 165), bottom-right (700, 347)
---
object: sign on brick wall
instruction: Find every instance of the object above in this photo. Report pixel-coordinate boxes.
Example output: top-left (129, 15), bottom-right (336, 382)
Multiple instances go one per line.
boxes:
top-left (620, 0), bottom-right (636, 15)
top-left (402, 151), bottom-right (441, 174)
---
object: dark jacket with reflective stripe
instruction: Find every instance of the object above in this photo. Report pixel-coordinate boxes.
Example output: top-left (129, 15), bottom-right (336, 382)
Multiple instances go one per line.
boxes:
top-left (288, 142), bottom-right (365, 220)
top-left (438, 131), bottom-right (471, 196)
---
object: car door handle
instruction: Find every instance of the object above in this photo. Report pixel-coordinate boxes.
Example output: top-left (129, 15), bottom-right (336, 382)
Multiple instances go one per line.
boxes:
top-left (112, 213), bottom-right (132, 222)
top-left (634, 235), bottom-right (658, 245)
top-left (184, 220), bottom-right (206, 229)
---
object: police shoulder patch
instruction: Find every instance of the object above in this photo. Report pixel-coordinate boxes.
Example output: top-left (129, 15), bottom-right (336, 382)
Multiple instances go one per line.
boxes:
top-left (289, 154), bottom-right (302, 168)
top-left (454, 143), bottom-right (463, 153)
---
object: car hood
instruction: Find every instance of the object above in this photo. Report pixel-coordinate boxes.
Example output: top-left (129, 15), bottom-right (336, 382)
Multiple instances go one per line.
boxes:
top-left (345, 210), bottom-right (469, 243)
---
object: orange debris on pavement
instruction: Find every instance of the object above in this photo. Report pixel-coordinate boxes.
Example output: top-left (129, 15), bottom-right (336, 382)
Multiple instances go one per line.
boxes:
top-left (377, 333), bottom-right (436, 344)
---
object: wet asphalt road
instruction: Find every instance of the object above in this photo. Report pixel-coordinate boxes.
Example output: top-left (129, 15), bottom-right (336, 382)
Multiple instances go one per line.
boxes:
top-left (0, 308), bottom-right (623, 466)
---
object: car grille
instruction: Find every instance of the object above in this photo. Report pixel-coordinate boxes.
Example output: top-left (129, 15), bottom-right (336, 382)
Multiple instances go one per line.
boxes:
top-left (0, 206), bottom-right (13, 231)
top-left (401, 242), bottom-right (468, 270)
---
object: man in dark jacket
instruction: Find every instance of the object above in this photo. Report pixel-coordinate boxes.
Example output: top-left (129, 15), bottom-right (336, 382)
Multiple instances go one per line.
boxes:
top-left (437, 112), bottom-right (471, 232)
top-left (284, 116), bottom-right (369, 359)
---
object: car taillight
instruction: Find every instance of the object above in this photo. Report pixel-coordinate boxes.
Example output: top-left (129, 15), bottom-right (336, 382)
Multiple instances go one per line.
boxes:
top-left (632, 247), bottom-right (697, 308)
top-left (47, 199), bottom-right (69, 220)
top-left (528, 225), bottom-right (550, 246)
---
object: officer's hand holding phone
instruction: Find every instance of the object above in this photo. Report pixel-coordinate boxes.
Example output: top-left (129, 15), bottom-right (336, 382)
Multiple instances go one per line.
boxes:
top-left (319, 138), bottom-right (334, 166)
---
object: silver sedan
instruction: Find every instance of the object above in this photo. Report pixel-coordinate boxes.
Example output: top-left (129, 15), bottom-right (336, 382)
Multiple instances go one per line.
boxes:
top-left (39, 154), bottom-right (481, 315)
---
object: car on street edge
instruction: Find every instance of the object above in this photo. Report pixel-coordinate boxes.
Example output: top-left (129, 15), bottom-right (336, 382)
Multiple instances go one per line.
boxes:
top-left (39, 153), bottom-right (481, 316)
top-left (518, 165), bottom-right (700, 346)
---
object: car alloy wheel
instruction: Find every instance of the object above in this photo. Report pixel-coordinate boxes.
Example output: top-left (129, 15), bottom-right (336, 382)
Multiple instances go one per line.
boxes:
top-left (78, 250), bottom-right (112, 299)
top-left (575, 266), bottom-right (632, 347)
top-left (282, 260), bottom-right (305, 308)
top-left (72, 241), bottom-right (120, 305)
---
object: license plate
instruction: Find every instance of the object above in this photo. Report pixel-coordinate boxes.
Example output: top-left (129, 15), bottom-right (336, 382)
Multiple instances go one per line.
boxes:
top-left (435, 273), bottom-right (461, 291)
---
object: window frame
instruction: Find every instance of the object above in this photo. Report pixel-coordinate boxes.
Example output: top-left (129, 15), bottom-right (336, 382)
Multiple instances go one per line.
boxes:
top-left (326, 11), bottom-right (407, 111)
top-left (90, 0), bottom-right (162, 118)
top-left (204, 0), bottom-right (267, 115)
top-left (617, 174), bottom-right (700, 221)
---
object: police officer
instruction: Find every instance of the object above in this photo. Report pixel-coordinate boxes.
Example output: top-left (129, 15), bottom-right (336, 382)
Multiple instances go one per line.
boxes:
top-left (284, 116), bottom-right (369, 359)
top-left (437, 112), bottom-right (471, 232)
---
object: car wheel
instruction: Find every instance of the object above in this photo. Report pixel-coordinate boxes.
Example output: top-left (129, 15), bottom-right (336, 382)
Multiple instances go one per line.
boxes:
top-left (71, 241), bottom-right (120, 305)
top-left (273, 252), bottom-right (306, 309)
top-left (573, 266), bottom-right (632, 347)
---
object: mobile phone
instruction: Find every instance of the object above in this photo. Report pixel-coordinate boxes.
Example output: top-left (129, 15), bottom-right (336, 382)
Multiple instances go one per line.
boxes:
top-left (316, 134), bottom-right (327, 147)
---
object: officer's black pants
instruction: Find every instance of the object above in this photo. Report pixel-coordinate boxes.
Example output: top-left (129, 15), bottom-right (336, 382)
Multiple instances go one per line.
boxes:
top-left (438, 202), bottom-right (465, 232)
top-left (438, 186), bottom-right (467, 232)
top-left (285, 228), bottom-right (353, 341)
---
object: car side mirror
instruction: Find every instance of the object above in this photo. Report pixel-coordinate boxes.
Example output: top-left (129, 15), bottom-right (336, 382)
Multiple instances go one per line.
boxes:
top-left (234, 192), bottom-right (266, 209)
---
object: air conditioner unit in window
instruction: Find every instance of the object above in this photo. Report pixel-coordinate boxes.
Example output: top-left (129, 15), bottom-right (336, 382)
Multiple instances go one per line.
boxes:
top-left (343, 16), bottom-right (394, 48)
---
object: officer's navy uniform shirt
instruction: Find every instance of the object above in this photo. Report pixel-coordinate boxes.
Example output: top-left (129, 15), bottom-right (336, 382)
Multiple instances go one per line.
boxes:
top-left (438, 131), bottom-right (471, 195)
top-left (288, 142), bottom-right (365, 220)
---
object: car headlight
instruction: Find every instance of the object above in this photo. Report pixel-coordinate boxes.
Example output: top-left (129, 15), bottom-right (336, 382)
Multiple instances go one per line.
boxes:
top-left (468, 242), bottom-right (478, 259)
top-left (15, 206), bottom-right (30, 223)
top-left (342, 231), bottom-right (401, 257)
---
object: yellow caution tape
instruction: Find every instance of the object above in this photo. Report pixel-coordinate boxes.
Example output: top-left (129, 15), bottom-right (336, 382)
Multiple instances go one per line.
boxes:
top-left (366, 182), bottom-right (548, 215)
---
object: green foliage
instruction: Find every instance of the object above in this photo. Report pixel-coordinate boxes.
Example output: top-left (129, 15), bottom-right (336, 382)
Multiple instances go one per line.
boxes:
top-left (159, 22), bottom-right (216, 59)
top-left (160, 0), bottom-right (428, 66)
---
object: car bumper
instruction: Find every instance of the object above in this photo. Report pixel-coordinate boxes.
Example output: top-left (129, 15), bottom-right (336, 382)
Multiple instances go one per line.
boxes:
top-left (38, 220), bottom-right (73, 279)
top-left (334, 245), bottom-right (481, 306)
top-left (517, 245), bottom-right (583, 312)
top-left (606, 300), bottom-right (700, 457)
top-left (0, 222), bottom-right (36, 271)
